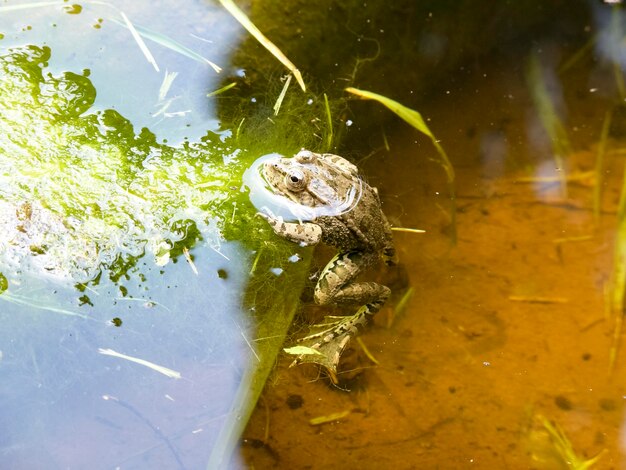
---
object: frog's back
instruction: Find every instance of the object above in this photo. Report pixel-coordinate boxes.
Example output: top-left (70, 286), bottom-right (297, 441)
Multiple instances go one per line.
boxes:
top-left (317, 184), bottom-right (392, 253)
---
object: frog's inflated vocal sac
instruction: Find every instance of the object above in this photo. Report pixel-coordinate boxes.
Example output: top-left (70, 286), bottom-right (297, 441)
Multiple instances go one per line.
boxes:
top-left (258, 150), bottom-right (396, 381)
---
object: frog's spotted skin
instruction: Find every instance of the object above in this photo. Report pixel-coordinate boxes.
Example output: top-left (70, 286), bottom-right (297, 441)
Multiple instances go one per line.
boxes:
top-left (258, 150), bottom-right (397, 381)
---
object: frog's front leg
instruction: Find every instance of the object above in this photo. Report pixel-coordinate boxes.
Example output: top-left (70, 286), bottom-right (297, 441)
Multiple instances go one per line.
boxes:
top-left (293, 250), bottom-right (390, 380)
top-left (257, 212), bottom-right (322, 246)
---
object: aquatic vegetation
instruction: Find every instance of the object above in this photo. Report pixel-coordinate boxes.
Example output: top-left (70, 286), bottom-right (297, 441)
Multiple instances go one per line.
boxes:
top-left (525, 53), bottom-right (572, 199)
top-left (0, 44), bottom-right (236, 284)
top-left (525, 414), bottom-right (607, 470)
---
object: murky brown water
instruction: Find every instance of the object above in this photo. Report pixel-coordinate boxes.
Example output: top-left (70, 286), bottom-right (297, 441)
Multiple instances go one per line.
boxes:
top-left (240, 19), bottom-right (626, 470)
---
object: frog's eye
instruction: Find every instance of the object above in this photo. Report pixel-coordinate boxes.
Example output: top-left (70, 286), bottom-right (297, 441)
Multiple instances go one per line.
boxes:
top-left (284, 169), bottom-right (307, 191)
top-left (295, 150), bottom-right (317, 164)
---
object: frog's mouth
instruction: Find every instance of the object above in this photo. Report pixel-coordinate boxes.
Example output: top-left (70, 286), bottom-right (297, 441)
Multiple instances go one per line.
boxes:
top-left (243, 153), bottom-right (362, 222)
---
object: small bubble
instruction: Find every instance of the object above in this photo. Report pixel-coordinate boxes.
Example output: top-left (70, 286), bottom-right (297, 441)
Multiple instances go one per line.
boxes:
top-left (345, 120), bottom-right (353, 127)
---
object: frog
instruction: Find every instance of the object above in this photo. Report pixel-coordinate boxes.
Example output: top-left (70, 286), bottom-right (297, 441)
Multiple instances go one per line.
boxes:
top-left (257, 149), bottom-right (396, 382)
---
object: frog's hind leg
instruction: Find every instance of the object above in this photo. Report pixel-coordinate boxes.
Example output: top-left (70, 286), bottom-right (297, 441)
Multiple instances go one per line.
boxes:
top-left (291, 250), bottom-right (390, 380)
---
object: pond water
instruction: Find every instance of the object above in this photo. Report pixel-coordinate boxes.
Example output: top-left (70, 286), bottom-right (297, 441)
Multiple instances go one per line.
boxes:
top-left (240, 3), bottom-right (626, 470)
top-left (2, 1), bottom-right (626, 469)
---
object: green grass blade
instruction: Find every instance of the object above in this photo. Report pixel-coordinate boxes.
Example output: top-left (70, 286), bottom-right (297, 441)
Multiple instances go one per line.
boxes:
top-left (324, 93), bottom-right (333, 152)
top-left (345, 87), bottom-right (455, 185)
top-left (206, 82), bottom-right (237, 98)
top-left (218, 0), bottom-right (304, 90)
top-left (345, 87), bottom-right (456, 241)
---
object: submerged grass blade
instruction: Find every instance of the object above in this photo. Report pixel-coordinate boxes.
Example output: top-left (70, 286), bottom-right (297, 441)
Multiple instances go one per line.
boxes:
top-left (218, 0), bottom-right (305, 91)
top-left (324, 93), bottom-right (333, 151)
top-left (540, 416), bottom-right (606, 469)
top-left (608, 157), bottom-right (626, 372)
top-left (388, 287), bottom-right (414, 327)
top-left (109, 17), bottom-right (222, 72)
top-left (345, 87), bottom-right (456, 241)
top-left (120, 11), bottom-right (160, 72)
top-left (273, 74), bottom-right (292, 116)
top-left (593, 110), bottom-right (612, 221)
top-left (525, 53), bottom-right (571, 198)
top-left (158, 71), bottom-right (178, 101)
top-left (609, 163), bottom-right (626, 315)
top-left (309, 410), bottom-right (351, 426)
top-left (610, 7), bottom-right (626, 101)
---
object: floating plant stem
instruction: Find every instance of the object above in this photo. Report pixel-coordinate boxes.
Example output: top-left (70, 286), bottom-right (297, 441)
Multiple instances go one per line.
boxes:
top-left (593, 110), bottom-right (612, 222)
top-left (206, 82), bottom-right (236, 98)
top-left (98, 348), bottom-right (181, 379)
top-left (0, 1), bottom-right (65, 12)
top-left (218, 0), bottom-right (305, 91)
top-left (391, 227), bottom-right (426, 234)
top-left (345, 87), bottom-right (456, 242)
top-left (525, 53), bottom-right (572, 199)
top-left (119, 11), bottom-right (159, 72)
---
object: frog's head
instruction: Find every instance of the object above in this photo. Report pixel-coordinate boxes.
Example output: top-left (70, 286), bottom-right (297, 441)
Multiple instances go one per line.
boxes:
top-left (244, 150), bottom-right (362, 221)
top-left (262, 150), bottom-right (361, 211)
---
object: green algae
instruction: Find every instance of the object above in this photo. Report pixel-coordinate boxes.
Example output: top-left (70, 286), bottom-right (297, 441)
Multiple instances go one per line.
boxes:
top-left (0, 45), bottom-right (239, 283)
top-left (0, 43), bottom-right (317, 466)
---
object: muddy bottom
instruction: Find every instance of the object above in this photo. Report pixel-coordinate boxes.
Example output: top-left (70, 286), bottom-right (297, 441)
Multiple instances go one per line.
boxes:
top-left (239, 46), bottom-right (626, 469)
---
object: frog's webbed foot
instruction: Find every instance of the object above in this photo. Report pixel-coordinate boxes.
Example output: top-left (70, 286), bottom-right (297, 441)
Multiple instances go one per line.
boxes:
top-left (289, 310), bottom-right (372, 383)
top-left (289, 296), bottom-right (393, 382)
